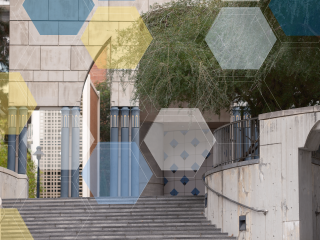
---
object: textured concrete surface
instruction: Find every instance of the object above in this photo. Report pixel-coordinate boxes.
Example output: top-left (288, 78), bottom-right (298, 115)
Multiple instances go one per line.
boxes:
top-left (0, 166), bottom-right (28, 199)
top-left (206, 108), bottom-right (320, 240)
top-left (9, 0), bottom-right (172, 107)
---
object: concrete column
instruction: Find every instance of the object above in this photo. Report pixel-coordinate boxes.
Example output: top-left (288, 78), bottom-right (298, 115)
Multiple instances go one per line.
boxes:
top-left (110, 107), bottom-right (119, 197)
top-left (131, 107), bottom-right (140, 197)
top-left (7, 107), bottom-right (17, 172)
top-left (71, 107), bottom-right (80, 197)
top-left (121, 107), bottom-right (129, 197)
top-left (18, 107), bottom-right (28, 175)
top-left (61, 107), bottom-right (70, 198)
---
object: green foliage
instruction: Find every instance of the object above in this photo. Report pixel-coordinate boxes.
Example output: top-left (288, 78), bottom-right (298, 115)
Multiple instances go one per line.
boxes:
top-left (27, 150), bottom-right (37, 198)
top-left (0, 141), bottom-right (38, 198)
top-left (95, 81), bottom-right (110, 142)
top-left (0, 7), bottom-right (9, 72)
top-left (109, 0), bottom-right (320, 117)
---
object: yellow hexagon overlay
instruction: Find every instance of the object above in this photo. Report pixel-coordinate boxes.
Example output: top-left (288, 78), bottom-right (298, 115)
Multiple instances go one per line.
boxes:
top-left (0, 208), bottom-right (33, 239)
top-left (81, 7), bottom-right (153, 69)
top-left (0, 72), bottom-right (37, 136)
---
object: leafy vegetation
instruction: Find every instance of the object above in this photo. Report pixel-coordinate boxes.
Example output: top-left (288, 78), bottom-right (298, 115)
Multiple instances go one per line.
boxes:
top-left (108, 0), bottom-right (320, 117)
top-left (95, 81), bottom-right (111, 142)
top-left (0, 141), bottom-right (38, 198)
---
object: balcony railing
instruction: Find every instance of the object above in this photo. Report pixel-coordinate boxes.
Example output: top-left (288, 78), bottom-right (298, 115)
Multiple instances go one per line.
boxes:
top-left (213, 117), bottom-right (259, 168)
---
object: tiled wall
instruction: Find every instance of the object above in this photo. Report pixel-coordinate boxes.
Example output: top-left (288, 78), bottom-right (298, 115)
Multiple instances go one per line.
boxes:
top-left (163, 149), bottom-right (213, 196)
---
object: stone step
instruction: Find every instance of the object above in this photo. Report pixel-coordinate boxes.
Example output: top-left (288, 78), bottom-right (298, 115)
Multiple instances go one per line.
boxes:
top-left (20, 215), bottom-right (207, 222)
top-left (4, 207), bottom-right (205, 213)
top-left (1, 196), bottom-right (235, 240)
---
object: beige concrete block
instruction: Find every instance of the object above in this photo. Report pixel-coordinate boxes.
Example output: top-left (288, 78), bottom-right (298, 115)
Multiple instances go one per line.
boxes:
top-left (27, 82), bottom-right (59, 106)
top-left (58, 82), bottom-right (83, 106)
top-left (64, 71), bottom-right (78, 82)
top-left (29, 22), bottom-right (58, 45)
top-left (10, 0), bottom-right (31, 21)
top-left (11, 71), bottom-right (33, 82)
top-left (10, 21), bottom-right (28, 45)
top-left (78, 71), bottom-right (87, 82)
top-left (41, 46), bottom-right (71, 70)
top-left (283, 106), bottom-right (314, 117)
top-left (59, 22), bottom-right (88, 46)
top-left (9, 46), bottom-right (41, 70)
top-left (71, 46), bottom-right (92, 71)
top-left (49, 71), bottom-right (63, 82)
top-left (34, 71), bottom-right (48, 81)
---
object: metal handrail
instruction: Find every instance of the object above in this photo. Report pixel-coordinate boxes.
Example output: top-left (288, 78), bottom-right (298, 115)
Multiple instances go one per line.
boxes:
top-left (213, 117), bottom-right (259, 168)
top-left (202, 174), bottom-right (268, 215)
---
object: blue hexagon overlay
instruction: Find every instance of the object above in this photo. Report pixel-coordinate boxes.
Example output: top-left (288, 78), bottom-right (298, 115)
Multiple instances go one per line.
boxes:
top-left (82, 142), bottom-right (153, 204)
top-left (205, 7), bottom-right (277, 70)
top-left (269, 0), bottom-right (320, 36)
top-left (23, 0), bottom-right (95, 35)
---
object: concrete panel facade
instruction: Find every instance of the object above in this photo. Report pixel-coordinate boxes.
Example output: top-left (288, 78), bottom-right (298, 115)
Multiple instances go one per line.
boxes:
top-left (205, 106), bottom-right (320, 240)
top-left (9, 0), bottom-right (172, 107)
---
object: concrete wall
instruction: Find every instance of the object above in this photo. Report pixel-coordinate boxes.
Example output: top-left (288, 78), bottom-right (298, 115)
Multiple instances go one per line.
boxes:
top-left (312, 161), bottom-right (320, 240)
top-left (9, 0), bottom-right (173, 107)
top-left (205, 106), bottom-right (320, 240)
top-left (0, 166), bottom-right (28, 199)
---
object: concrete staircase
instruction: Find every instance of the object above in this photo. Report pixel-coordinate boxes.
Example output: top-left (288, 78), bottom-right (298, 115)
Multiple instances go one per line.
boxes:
top-left (2, 196), bottom-right (236, 240)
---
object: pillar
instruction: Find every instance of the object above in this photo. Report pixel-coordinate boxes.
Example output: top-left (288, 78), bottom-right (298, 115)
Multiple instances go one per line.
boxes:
top-left (18, 107), bottom-right (28, 174)
top-left (121, 107), bottom-right (129, 197)
top-left (71, 107), bottom-right (80, 197)
top-left (7, 107), bottom-right (17, 172)
top-left (131, 107), bottom-right (140, 197)
top-left (110, 107), bottom-right (119, 197)
top-left (61, 107), bottom-right (70, 198)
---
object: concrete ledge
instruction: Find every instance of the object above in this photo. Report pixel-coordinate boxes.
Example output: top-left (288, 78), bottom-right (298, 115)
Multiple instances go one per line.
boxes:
top-left (312, 158), bottom-right (320, 166)
top-left (205, 159), bottom-right (260, 177)
top-left (259, 106), bottom-right (319, 120)
top-left (0, 167), bottom-right (28, 180)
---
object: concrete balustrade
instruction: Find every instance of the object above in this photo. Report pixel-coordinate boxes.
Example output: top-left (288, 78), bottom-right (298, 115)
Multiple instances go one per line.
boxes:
top-left (0, 167), bottom-right (28, 199)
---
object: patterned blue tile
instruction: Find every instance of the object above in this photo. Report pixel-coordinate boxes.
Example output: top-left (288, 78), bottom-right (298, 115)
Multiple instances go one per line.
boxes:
top-left (180, 176), bottom-right (189, 186)
top-left (191, 137), bottom-right (200, 147)
top-left (191, 188), bottom-right (200, 196)
top-left (164, 178), bottom-right (168, 186)
top-left (170, 189), bottom-right (178, 196)
top-left (164, 152), bottom-right (168, 160)
top-left (205, 152), bottom-right (211, 159)
top-left (170, 139), bottom-right (178, 148)
top-left (170, 163), bottom-right (178, 173)
top-left (180, 150), bottom-right (189, 160)
top-left (180, 130), bottom-right (188, 135)
top-left (191, 162), bottom-right (200, 172)
top-left (203, 129), bottom-right (210, 134)
top-left (202, 149), bottom-right (209, 158)
top-left (164, 131), bottom-right (168, 136)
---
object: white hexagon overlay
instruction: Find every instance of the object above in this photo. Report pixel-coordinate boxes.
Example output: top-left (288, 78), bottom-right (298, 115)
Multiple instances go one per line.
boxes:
top-left (205, 7), bottom-right (277, 70)
top-left (144, 108), bottom-right (216, 171)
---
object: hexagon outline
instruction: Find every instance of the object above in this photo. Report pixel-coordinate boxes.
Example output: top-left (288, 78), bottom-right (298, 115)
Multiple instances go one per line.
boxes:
top-left (205, 7), bottom-right (277, 70)
top-left (23, 0), bottom-right (95, 36)
top-left (80, 6), bottom-right (153, 70)
top-left (143, 108), bottom-right (216, 179)
top-left (81, 141), bottom-right (153, 204)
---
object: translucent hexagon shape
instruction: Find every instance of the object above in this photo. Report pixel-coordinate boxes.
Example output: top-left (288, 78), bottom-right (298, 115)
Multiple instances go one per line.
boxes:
top-left (23, 0), bottom-right (94, 35)
top-left (269, 0), bottom-right (320, 36)
top-left (81, 6), bottom-right (153, 69)
top-left (144, 108), bottom-right (215, 172)
top-left (0, 208), bottom-right (33, 239)
top-left (0, 72), bottom-right (37, 136)
top-left (82, 142), bottom-right (153, 204)
top-left (205, 7), bottom-right (277, 70)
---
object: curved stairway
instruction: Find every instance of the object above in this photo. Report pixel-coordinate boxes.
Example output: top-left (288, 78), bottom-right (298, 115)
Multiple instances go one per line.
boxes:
top-left (2, 196), bottom-right (236, 240)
